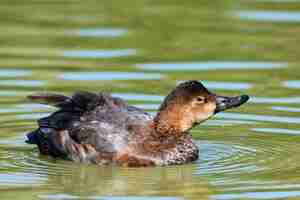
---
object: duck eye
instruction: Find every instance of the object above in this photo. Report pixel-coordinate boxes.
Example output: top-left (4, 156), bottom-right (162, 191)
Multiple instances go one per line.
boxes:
top-left (196, 96), bottom-right (205, 103)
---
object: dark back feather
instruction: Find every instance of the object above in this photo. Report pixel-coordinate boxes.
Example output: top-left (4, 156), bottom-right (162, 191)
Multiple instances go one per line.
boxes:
top-left (27, 91), bottom-right (102, 112)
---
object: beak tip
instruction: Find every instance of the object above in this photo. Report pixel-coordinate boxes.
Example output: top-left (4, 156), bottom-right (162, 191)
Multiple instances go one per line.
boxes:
top-left (214, 94), bottom-right (250, 114)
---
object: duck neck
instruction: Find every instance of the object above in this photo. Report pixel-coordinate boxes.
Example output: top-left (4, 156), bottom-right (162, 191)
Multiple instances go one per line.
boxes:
top-left (153, 106), bottom-right (191, 139)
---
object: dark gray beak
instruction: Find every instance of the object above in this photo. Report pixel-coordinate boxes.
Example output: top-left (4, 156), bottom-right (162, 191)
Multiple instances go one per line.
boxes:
top-left (214, 94), bottom-right (249, 113)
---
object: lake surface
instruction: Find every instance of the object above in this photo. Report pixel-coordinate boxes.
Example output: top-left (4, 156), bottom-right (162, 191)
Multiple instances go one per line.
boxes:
top-left (1, 0), bottom-right (300, 199)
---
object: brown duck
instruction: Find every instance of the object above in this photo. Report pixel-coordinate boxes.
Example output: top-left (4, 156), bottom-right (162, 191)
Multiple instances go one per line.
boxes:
top-left (26, 81), bottom-right (249, 167)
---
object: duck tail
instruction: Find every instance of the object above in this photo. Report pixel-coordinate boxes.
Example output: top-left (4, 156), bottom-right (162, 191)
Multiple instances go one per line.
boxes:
top-left (27, 93), bottom-right (72, 109)
top-left (26, 128), bottom-right (51, 155)
top-left (27, 91), bottom-right (101, 112)
top-left (25, 130), bottom-right (39, 144)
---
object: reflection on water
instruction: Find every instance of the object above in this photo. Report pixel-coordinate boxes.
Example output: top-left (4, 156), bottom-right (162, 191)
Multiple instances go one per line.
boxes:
top-left (0, 104), bottom-right (52, 114)
top-left (238, 11), bottom-right (300, 22)
top-left (17, 103), bottom-right (52, 110)
top-left (0, 173), bottom-right (46, 186)
top-left (63, 49), bottom-right (136, 58)
top-left (0, 146), bottom-right (211, 198)
top-left (0, 69), bottom-right (31, 77)
top-left (218, 112), bottom-right (300, 124)
top-left (0, 80), bottom-right (45, 87)
top-left (16, 113), bottom-right (51, 120)
top-left (213, 191), bottom-right (300, 200)
top-left (177, 80), bottom-right (252, 90)
top-left (272, 106), bottom-right (300, 112)
top-left (0, 90), bottom-right (32, 96)
top-left (112, 93), bottom-right (164, 102)
top-left (202, 81), bottom-right (252, 90)
top-left (252, 128), bottom-right (300, 135)
top-left (67, 28), bottom-right (128, 38)
top-left (250, 96), bottom-right (300, 104)
top-left (283, 80), bottom-right (300, 89)
top-left (203, 119), bottom-right (257, 126)
top-left (39, 194), bottom-right (184, 200)
top-left (134, 103), bottom-right (160, 110)
top-left (60, 72), bottom-right (163, 81)
top-left (136, 62), bottom-right (286, 71)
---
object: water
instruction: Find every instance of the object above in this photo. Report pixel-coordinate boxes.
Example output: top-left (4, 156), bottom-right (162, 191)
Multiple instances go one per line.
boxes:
top-left (1, 0), bottom-right (300, 200)
top-left (238, 11), bottom-right (300, 22)
top-left (252, 128), bottom-right (300, 135)
top-left (60, 72), bottom-right (163, 81)
top-left (136, 62), bottom-right (286, 71)
top-left (283, 80), bottom-right (300, 89)
top-left (0, 69), bottom-right (31, 77)
top-left (66, 28), bottom-right (128, 38)
top-left (63, 49), bottom-right (137, 58)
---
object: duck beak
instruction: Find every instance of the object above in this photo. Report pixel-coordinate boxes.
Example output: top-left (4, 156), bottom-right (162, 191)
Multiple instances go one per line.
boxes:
top-left (214, 94), bottom-right (249, 113)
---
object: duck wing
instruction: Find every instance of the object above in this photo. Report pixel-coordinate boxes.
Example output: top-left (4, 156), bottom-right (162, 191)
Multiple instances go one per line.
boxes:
top-left (26, 91), bottom-right (132, 163)
top-left (26, 91), bottom-right (154, 164)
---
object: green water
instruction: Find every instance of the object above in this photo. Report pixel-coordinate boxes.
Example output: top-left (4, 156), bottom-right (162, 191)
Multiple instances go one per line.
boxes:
top-left (1, 0), bottom-right (300, 199)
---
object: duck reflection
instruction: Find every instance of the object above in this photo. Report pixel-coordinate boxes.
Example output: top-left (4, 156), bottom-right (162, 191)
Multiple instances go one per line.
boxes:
top-left (45, 162), bottom-right (212, 200)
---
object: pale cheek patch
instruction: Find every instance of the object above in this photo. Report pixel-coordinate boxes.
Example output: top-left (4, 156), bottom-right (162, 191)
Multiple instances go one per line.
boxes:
top-left (196, 112), bottom-right (213, 123)
top-left (206, 102), bottom-right (216, 114)
top-left (174, 102), bottom-right (217, 132)
top-left (196, 102), bottom-right (216, 123)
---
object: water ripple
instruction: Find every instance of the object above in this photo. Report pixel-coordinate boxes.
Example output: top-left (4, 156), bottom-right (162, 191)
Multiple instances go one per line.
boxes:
top-left (60, 72), bottom-right (163, 81)
top-left (0, 80), bottom-right (45, 87)
top-left (238, 10), bottom-right (300, 22)
top-left (1, 131), bottom-right (299, 199)
top-left (272, 106), bottom-right (300, 112)
top-left (197, 138), bottom-right (300, 179)
top-left (0, 148), bottom-right (75, 179)
top-left (136, 62), bottom-right (286, 71)
top-left (283, 80), bottom-right (300, 89)
top-left (112, 93), bottom-right (164, 101)
top-left (67, 28), bottom-right (128, 38)
top-left (0, 104), bottom-right (52, 114)
top-left (250, 96), bottom-right (300, 104)
top-left (0, 90), bottom-right (32, 97)
top-left (252, 128), bottom-right (300, 135)
top-left (63, 49), bottom-right (136, 58)
top-left (217, 112), bottom-right (300, 124)
top-left (0, 69), bottom-right (31, 77)
top-left (197, 141), bottom-right (263, 176)
top-left (213, 190), bottom-right (300, 200)
top-left (203, 81), bottom-right (252, 90)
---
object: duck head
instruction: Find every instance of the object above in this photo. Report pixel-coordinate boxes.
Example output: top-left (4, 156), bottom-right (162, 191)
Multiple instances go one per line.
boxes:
top-left (153, 81), bottom-right (249, 137)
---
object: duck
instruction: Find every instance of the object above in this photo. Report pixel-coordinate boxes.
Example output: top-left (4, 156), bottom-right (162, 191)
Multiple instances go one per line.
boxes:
top-left (26, 81), bottom-right (249, 167)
